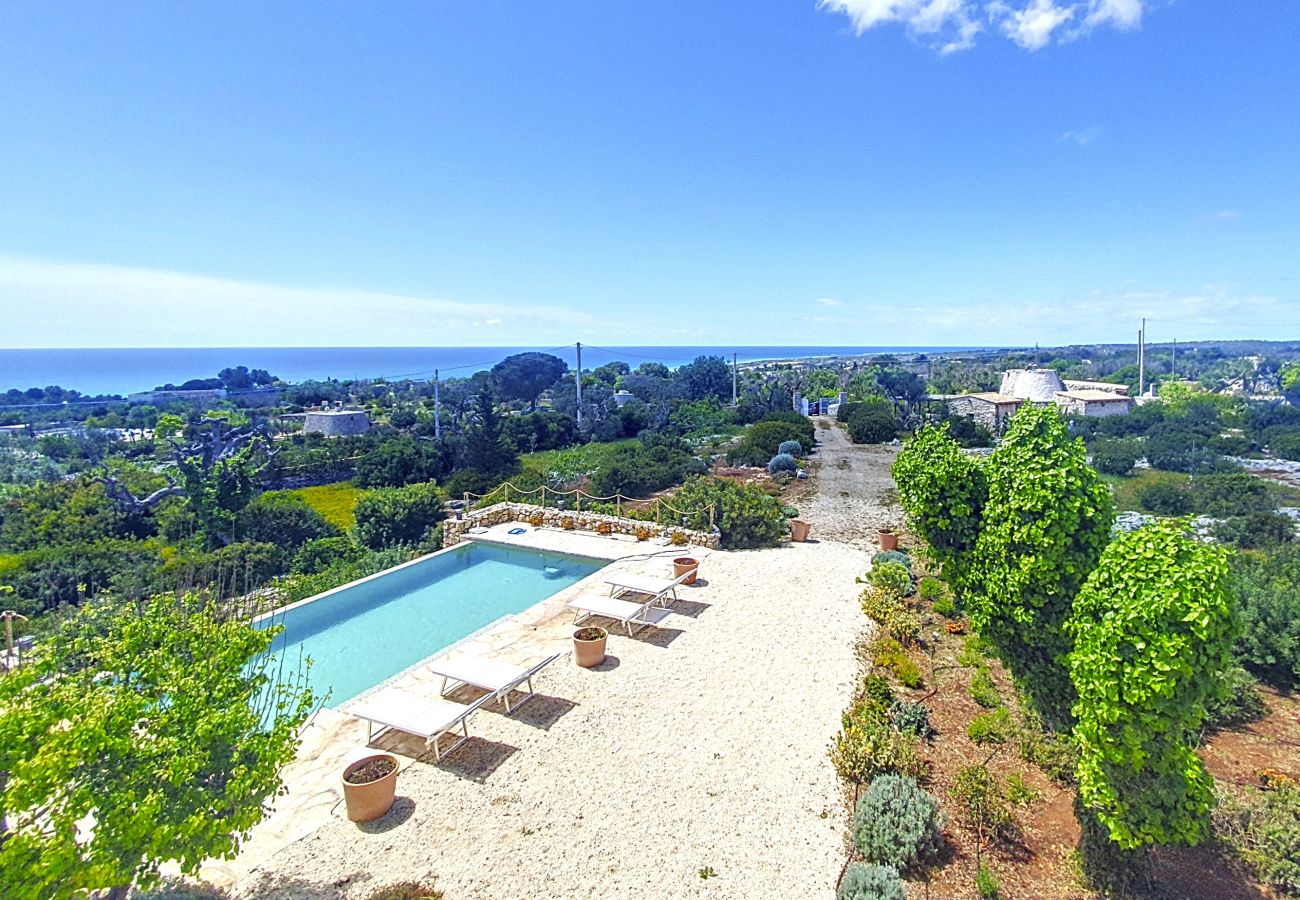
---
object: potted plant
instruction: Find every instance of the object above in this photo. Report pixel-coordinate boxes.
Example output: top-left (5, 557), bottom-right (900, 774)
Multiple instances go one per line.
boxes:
top-left (573, 625), bottom-right (608, 668)
top-left (342, 753), bottom-right (400, 822)
top-left (878, 528), bottom-right (898, 551)
top-left (790, 519), bottom-right (812, 542)
top-left (673, 556), bottom-right (699, 585)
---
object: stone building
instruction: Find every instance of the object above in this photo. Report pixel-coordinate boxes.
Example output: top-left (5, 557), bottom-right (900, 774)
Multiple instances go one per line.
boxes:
top-left (302, 408), bottom-right (371, 437)
top-left (1000, 367), bottom-right (1066, 402)
top-left (945, 392), bottom-right (1024, 430)
top-left (1054, 390), bottom-right (1135, 418)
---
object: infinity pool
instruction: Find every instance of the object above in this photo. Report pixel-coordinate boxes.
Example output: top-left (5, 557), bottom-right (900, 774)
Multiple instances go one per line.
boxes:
top-left (258, 541), bottom-right (606, 707)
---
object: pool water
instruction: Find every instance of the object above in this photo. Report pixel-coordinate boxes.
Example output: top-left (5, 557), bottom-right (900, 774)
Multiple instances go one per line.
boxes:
top-left (259, 541), bottom-right (605, 707)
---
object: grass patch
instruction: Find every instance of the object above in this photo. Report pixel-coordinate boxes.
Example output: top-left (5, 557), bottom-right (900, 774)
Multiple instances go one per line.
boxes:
top-left (284, 481), bottom-right (365, 531)
top-left (517, 440), bottom-right (640, 487)
top-left (1102, 468), bottom-right (1189, 513)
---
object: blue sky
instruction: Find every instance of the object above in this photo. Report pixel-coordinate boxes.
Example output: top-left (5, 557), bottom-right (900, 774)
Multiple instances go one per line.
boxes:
top-left (0, 1), bottom-right (1296, 348)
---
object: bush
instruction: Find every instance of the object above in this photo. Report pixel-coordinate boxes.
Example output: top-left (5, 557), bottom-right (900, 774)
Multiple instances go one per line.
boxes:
top-left (1215, 785), bottom-right (1300, 895)
top-left (837, 863), bottom-right (906, 900)
top-left (1137, 480), bottom-right (1193, 516)
top-left (975, 863), bottom-right (1001, 900)
top-left (868, 561), bottom-right (913, 598)
top-left (1192, 472), bottom-right (1269, 518)
top-left (1215, 511), bottom-right (1296, 550)
top-left (845, 398), bottom-right (898, 445)
top-left (861, 673), bottom-right (897, 712)
top-left (1271, 430), bottom-right (1300, 462)
top-left (852, 775), bottom-right (946, 872)
top-left (1233, 546), bottom-right (1300, 689)
top-left (969, 665), bottom-right (1002, 709)
top-left (830, 711), bottom-right (926, 785)
top-left (237, 492), bottom-right (340, 550)
top-left (945, 415), bottom-right (994, 449)
top-left (777, 439), bottom-right (803, 458)
top-left (890, 700), bottom-right (933, 738)
top-left (950, 765), bottom-right (1014, 840)
top-left (767, 453), bottom-right (798, 475)
top-left (353, 436), bottom-right (444, 488)
top-left (1204, 664), bottom-right (1267, 730)
top-left (1090, 438), bottom-right (1140, 476)
top-left (291, 536), bottom-right (363, 575)
top-left (353, 482), bottom-right (446, 550)
top-left (872, 550), bottom-right (913, 573)
top-left (916, 575), bottom-right (945, 603)
top-left (672, 476), bottom-right (786, 550)
top-left (968, 708), bottom-right (1015, 745)
top-left (728, 420), bottom-right (811, 466)
top-left (893, 655), bottom-right (923, 688)
top-left (861, 584), bottom-right (903, 624)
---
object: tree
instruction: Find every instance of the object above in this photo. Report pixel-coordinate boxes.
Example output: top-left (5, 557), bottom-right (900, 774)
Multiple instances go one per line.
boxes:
top-left (461, 390), bottom-right (517, 480)
top-left (353, 436), bottom-right (444, 488)
top-left (353, 481), bottom-right (445, 549)
top-left (675, 355), bottom-right (732, 403)
top-left (1067, 521), bottom-right (1236, 870)
top-left (490, 353), bottom-right (567, 409)
top-left (0, 593), bottom-right (313, 899)
top-left (843, 398), bottom-right (897, 444)
top-left (970, 404), bottom-right (1114, 727)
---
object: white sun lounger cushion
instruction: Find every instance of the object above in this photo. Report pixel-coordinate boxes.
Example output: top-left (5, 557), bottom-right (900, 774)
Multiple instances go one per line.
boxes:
top-left (350, 688), bottom-right (488, 761)
top-left (567, 593), bottom-right (672, 635)
top-left (603, 570), bottom-right (690, 606)
top-left (428, 653), bottom-right (560, 713)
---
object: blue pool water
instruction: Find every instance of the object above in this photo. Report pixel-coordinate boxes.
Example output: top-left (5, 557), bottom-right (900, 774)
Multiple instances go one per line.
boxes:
top-left (259, 541), bottom-right (605, 707)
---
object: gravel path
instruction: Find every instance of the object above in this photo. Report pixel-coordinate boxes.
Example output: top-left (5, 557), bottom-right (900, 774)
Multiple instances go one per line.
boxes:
top-left (232, 541), bottom-right (868, 900)
top-left (801, 419), bottom-right (904, 552)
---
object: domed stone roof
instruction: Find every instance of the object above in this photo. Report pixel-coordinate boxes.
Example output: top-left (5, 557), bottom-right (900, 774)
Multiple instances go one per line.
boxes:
top-left (999, 367), bottom-right (1065, 402)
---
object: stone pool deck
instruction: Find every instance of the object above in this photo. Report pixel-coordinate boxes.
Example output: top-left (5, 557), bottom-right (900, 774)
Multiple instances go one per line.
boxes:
top-left (210, 529), bottom-right (871, 899)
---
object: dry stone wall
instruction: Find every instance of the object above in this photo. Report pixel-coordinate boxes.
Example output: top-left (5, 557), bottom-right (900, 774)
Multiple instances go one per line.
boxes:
top-left (442, 501), bottom-right (720, 549)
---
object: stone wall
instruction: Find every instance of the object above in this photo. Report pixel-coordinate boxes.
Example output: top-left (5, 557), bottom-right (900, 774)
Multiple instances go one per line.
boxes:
top-left (948, 396), bottom-right (1017, 430)
top-left (442, 501), bottom-right (721, 550)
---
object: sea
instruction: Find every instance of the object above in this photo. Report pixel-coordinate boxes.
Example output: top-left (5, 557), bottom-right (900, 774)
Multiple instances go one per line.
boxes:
top-left (0, 346), bottom-right (993, 397)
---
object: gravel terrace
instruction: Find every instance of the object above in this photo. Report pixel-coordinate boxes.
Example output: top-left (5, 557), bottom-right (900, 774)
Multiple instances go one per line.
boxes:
top-left (799, 418), bottom-right (904, 552)
top-left (228, 540), bottom-right (870, 900)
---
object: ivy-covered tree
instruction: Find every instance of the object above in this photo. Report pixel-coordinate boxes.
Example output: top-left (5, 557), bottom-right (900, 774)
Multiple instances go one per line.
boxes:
top-left (0, 593), bottom-right (312, 899)
top-left (891, 423), bottom-right (987, 596)
top-left (969, 404), bottom-right (1114, 726)
top-left (1066, 520), bottom-right (1236, 879)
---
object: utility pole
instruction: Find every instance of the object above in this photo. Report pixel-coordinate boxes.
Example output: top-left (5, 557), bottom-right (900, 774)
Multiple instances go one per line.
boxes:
top-left (433, 369), bottom-right (441, 440)
top-left (575, 342), bottom-right (583, 429)
top-left (732, 352), bottom-right (738, 407)
top-left (1171, 338), bottom-right (1177, 378)
top-left (1138, 319), bottom-right (1146, 397)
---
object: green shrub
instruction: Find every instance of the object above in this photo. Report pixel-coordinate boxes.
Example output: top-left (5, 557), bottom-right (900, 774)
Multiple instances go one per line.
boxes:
top-left (671, 476), bottom-right (787, 549)
top-left (893, 655), bottom-right (923, 688)
top-left (968, 708), bottom-right (1015, 745)
top-left (728, 420), bottom-right (811, 466)
top-left (950, 765), bottom-right (1014, 839)
top-left (846, 398), bottom-right (898, 445)
top-left (237, 492), bottom-right (341, 549)
top-left (1234, 546), bottom-right (1300, 689)
top-left (1016, 726), bottom-right (1079, 786)
top-left (969, 666), bottom-right (1002, 709)
top-left (767, 453), bottom-right (798, 475)
top-left (916, 575), bottom-right (946, 603)
top-left (860, 585), bottom-right (903, 624)
top-left (1272, 430), bottom-right (1300, 462)
top-left (975, 863), bottom-right (1001, 900)
top-left (777, 439), bottom-right (803, 458)
top-left (957, 634), bottom-right (988, 667)
top-left (1191, 472), bottom-right (1269, 518)
top-left (837, 863), bottom-right (906, 900)
top-left (830, 711), bottom-right (925, 785)
top-left (1005, 773), bottom-right (1042, 806)
top-left (890, 700), bottom-right (933, 738)
top-left (1090, 439), bottom-right (1139, 476)
top-left (869, 561), bottom-right (913, 598)
top-left (872, 550), bottom-right (913, 573)
top-left (1137, 480), bottom-right (1193, 516)
top-left (291, 536), bottom-right (362, 575)
top-left (353, 481), bottom-right (445, 550)
top-left (861, 672), bottom-right (897, 711)
top-left (852, 775), bottom-right (946, 872)
top-left (1204, 664), bottom-right (1267, 730)
top-left (1215, 511), bottom-right (1296, 550)
top-left (1215, 785), bottom-right (1300, 895)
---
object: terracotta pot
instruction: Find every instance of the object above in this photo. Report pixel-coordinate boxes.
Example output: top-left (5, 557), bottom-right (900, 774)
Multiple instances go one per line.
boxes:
top-left (573, 627), bottom-right (608, 668)
top-left (878, 529), bottom-right (898, 551)
top-left (790, 519), bottom-right (811, 543)
top-left (342, 753), bottom-right (399, 823)
top-left (673, 557), bottom-right (699, 585)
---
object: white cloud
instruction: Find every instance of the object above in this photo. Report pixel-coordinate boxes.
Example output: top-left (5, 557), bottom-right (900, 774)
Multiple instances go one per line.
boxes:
top-left (1210, 210), bottom-right (1241, 221)
top-left (816, 297), bottom-right (845, 306)
top-left (0, 256), bottom-right (615, 348)
top-left (1060, 126), bottom-right (1103, 144)
top-left (820, 0), bottom-right (1150, 53)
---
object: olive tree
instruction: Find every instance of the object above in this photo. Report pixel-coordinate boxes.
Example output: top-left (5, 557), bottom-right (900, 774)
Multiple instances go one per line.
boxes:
top-left (0, 593), bottom-right (313, 899)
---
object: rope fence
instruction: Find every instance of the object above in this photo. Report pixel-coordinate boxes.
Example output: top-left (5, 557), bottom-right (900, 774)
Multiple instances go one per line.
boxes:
top-left (462, 481), bottom-right (716, 531)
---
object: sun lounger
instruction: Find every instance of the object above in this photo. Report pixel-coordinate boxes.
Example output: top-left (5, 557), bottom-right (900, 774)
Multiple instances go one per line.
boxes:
top-left (428, 653), bottom-right (560, 713)
top-left (603, 570), bottom-right (692, 607)
top-left (350, 688), bottom-right (491, 762)
top-left (567, 592), bottom-right (672, 635)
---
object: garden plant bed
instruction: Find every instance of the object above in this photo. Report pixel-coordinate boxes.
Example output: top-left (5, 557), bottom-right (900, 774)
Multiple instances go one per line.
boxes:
top-left (836, 544), bottom-right (1300, 900)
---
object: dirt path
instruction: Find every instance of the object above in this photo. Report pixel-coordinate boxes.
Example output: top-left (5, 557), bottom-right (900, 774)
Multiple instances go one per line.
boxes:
top-left (801, 418), bottom-right (904, 553)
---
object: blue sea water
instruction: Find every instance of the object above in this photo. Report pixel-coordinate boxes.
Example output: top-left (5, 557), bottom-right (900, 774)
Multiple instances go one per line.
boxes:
top-left (260, 541), bottom-right (606, 708)
top-left (0, 345), bottom-right (991, 397)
